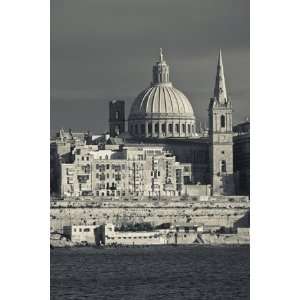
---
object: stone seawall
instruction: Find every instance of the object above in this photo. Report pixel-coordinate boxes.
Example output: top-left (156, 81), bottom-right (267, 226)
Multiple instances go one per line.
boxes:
top-left (200, 233), bottom-right (250, 245)
top-left (50, 197), bottom-right (250, 233)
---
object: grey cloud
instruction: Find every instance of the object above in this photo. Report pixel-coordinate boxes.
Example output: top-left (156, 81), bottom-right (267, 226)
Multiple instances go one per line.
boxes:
top-left (51, 0), bottom-right (249, 134)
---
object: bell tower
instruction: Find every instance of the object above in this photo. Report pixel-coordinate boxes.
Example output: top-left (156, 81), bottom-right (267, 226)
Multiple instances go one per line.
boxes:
top-left (208, 50), bottom-right (235, 195)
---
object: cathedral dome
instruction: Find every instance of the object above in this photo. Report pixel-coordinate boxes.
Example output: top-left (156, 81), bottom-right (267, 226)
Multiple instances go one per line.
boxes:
top-left (130, 83), bottom-right (195, 116)
top-left (128, 49), bottom-right (196, 139)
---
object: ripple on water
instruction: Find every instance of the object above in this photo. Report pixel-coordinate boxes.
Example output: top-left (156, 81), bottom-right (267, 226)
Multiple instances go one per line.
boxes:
top-left (51, 246), bottom-right (249, 300)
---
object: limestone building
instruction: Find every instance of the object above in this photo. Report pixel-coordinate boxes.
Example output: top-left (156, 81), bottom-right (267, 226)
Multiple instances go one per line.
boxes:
top-left (60, 143), bottom-right (192, 198)
top-left (114, 49), bottom-right (237, 195)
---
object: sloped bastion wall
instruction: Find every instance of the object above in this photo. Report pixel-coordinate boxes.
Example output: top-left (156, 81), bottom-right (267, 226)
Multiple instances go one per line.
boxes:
top-left (50, 196), bottom-right (250, 233)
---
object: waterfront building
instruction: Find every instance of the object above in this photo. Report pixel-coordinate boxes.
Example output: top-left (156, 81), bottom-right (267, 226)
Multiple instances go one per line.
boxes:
top-left (233, 120), bottom-right (250, 195)
top-left (60, 143), bottom-right (193, 198)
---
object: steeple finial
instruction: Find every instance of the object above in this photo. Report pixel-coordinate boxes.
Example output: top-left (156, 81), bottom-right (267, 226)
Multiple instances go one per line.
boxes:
top-left (213, 49), bottom-right (227, 104)
top-left (159, 48), bottom-right (164, 62)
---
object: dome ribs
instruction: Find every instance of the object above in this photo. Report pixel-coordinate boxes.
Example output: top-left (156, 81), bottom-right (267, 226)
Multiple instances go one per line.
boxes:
top-left (165, 87), bottom-right (175, 114)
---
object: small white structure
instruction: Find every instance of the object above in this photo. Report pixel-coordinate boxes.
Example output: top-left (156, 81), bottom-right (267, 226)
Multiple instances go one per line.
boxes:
top-left (101, 223), bottom-right (166, 245)
top-left (63, 225), bottom-right (100, 244)
top-left (100, 223), bottom-right (204, 246)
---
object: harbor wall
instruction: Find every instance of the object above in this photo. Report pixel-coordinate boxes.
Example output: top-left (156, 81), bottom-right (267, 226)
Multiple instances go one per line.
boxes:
top-left (50, 197), bottom-right (250, 233)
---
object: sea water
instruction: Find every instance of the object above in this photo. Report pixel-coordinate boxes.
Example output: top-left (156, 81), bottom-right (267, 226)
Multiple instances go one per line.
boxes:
top-left (51, 245), bottom-right (249, 300)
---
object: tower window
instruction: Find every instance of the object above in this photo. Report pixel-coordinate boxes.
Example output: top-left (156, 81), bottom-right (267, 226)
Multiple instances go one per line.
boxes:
top-left (221, 115), bottom-right (226, 128)
top-left (221, 160), bottom-right (226, 173)
top-left (168, 124), bottom-right (173, 133)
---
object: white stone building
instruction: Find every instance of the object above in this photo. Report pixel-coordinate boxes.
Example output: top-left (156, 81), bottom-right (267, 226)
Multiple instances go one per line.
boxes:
top-left (60, 144), bottom-right (192, 198)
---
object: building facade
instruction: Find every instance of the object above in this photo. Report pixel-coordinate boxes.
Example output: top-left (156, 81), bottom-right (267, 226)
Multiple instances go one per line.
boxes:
top-left (60, 143), bottom-right (192, 198)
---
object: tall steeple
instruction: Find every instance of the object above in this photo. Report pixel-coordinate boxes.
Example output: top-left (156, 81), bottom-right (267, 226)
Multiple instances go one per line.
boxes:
top-left (208, 49), bottom-right (235, 196)
top-left (213, 49), bottom-right (228, 104)
top-left (152, 48), bottom-right (171, 86)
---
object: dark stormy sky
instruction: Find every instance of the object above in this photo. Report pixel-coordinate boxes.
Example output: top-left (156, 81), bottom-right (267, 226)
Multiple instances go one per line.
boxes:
top-left (51, 0), bottom-right (249, 134)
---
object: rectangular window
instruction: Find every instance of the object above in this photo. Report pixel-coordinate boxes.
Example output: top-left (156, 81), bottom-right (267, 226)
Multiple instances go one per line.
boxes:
top-left (221, 160), bottom-right (226, 173)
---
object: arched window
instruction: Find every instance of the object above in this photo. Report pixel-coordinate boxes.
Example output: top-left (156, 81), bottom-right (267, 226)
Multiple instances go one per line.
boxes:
top-left (221, 160), bottom-right (226, 173)
top-left (188, 124), bottom-right (191, 134)
top-left (168, 123), bottom-right (173, 133)
top-left (162, 123), bottom-right (166, 133)
top-left (221, 115), bottom-right (226, 128)
top-left (175, 124), bottom-right (179, 133)
top-left (155, 123), bottom-right (159, 133)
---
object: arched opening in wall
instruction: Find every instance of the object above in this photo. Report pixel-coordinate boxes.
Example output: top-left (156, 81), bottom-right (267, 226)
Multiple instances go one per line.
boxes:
top-left (148, 123), bottom-right (152, 134)
top-left (221, 160), bottom-right (226, 173)
top-left (221, 115), bottom-right (226, 128)
top-left (155, 123), bottom-right (159, 134)
top-left (141, 124), bottom-right (145, 135)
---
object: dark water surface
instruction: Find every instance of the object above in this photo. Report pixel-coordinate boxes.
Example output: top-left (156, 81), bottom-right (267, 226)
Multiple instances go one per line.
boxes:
top-left (51, 246), bottom-right (249, 300)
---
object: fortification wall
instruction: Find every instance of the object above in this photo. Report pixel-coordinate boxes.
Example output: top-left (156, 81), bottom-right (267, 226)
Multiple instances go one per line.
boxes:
top-left (201, 232), bottom-right (250, 245)
top-left (50, 197), bottom-right (250, 233)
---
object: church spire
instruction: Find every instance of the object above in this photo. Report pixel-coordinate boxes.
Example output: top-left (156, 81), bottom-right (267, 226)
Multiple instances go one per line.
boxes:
top-left (213, 49), bottom-right (228, 104)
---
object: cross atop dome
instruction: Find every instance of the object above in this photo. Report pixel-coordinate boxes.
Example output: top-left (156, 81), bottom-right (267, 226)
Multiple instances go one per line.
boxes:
top-left (159, 48), bottom-right (164, 62)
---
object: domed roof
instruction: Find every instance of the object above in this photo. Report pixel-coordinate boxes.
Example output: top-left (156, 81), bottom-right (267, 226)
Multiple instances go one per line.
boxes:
top-left (129, 49), bottom-right (195, 121)
top-left (130, 83), bottom-right (195, 117)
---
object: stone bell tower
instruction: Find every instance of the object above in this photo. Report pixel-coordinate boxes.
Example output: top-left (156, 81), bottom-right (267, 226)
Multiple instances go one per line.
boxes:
top-left (208, 50), bottom-right (235, 195)
top-left (109, 100), bottom-right (125, 137)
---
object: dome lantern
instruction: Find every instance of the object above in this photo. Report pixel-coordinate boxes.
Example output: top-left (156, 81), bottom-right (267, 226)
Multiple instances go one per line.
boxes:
top-left (152, 48), bottom-right (170, 85)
